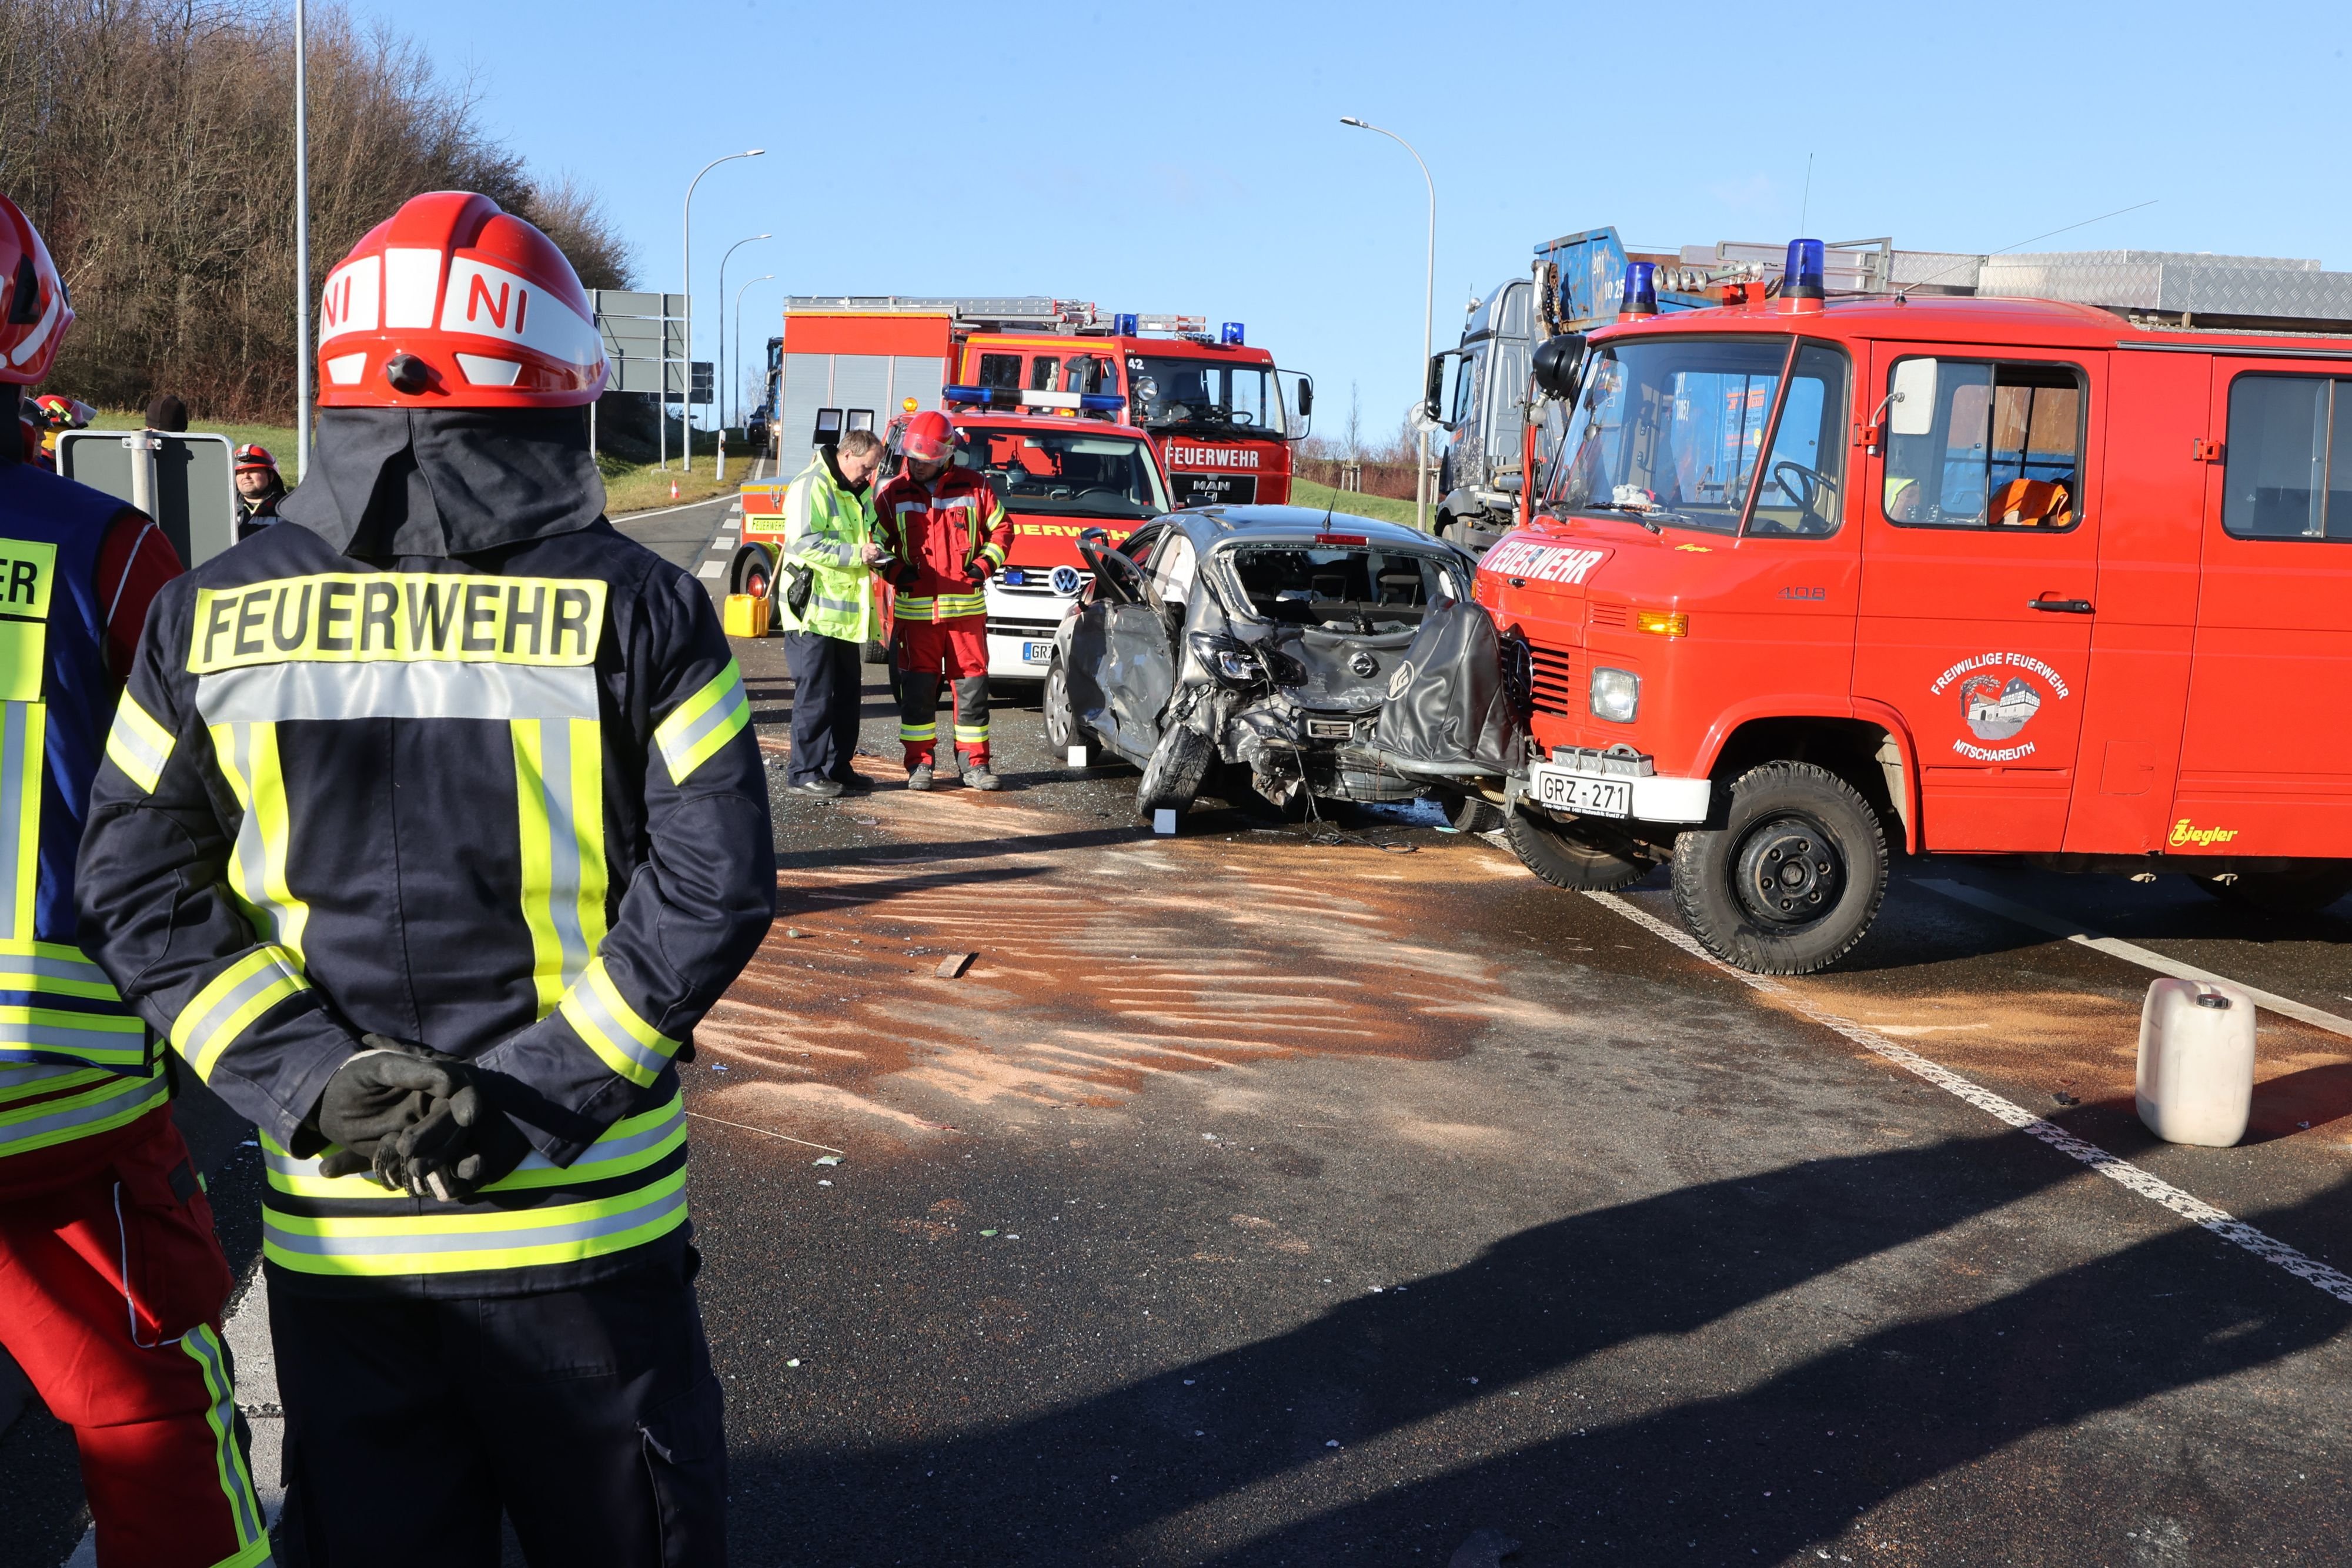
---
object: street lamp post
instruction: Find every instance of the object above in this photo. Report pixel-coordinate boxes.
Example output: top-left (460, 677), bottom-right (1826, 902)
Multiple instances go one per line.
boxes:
top-left (1340, 116), bottom-right (1436, 533)
top-left (715, 232), bottom-right (769, 434)
top-left (293, 0), bottom-right (312, 480)
top-left (676, 148), bottom-right (763, 474)
top-left (736, 272), bottom-right (774, 462)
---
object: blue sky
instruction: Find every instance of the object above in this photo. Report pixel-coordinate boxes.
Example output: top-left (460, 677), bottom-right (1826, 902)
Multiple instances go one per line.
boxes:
top-left (355, 0), bottom-right (2352, 440)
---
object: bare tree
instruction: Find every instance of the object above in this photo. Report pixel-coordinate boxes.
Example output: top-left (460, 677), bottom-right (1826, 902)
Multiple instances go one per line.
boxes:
top-left (0, 0), bottom-right (632, 420)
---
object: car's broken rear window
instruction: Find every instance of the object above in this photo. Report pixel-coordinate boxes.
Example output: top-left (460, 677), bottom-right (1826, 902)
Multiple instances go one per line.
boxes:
top-left (1223, 544), bottom-right (1464, 631)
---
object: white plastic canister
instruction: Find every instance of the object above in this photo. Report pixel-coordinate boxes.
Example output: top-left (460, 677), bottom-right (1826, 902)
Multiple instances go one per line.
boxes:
top-left (2135, 977), bottom-right (2257, 1147)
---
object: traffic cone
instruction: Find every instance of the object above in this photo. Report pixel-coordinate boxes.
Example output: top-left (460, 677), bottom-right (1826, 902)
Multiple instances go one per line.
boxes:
top-left (670, 479), bottom-right (679, 501)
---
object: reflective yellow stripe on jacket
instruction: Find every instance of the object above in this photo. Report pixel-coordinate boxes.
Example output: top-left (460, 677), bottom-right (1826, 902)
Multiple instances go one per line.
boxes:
top-left (259, 1092), bottom-right (689, 1278)
top-left (652, 660), bottom-right (749, 787)
top-left (0, 1062), bottom-right (166, 1159)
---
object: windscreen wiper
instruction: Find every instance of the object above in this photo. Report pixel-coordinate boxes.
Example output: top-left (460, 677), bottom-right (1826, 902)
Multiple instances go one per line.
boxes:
top-left (1578, 502), bottom-right (1678, 534)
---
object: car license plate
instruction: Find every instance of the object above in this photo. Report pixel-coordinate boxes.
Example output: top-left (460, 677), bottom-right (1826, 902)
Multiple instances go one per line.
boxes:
top-left (1531, 764), bottom-right (1633, 818)
top-left (1306, 718), bottom-right (1355, 740)
top-left (1021, 641), bottom-right (1053, 664)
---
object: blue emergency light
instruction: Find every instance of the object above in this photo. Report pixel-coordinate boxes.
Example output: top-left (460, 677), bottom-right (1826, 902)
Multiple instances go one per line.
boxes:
top-left (1115, 312), bottom-right (1139, 335)
top-left (1619, 263), bottom-right (1658, 318)
top-left (1783, 238), bottom-right (1826, 299)
top-left (943, 385), bottom-right (995, 404)
top-left (1078, 393), bottom-right (1125, 412)
top-left (1221, 322), bottom-right (1245, 345)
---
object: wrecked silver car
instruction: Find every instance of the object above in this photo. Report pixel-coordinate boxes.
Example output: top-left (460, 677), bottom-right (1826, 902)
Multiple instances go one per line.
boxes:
top-left (1042, 506), bottom-right (1488, 818)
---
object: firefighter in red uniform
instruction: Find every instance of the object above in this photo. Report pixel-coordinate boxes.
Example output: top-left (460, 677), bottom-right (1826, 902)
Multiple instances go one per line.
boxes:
top-left (0, 193), bottom-right (272, 1567)
top-left (877, 411), bottom-right (1011, 790)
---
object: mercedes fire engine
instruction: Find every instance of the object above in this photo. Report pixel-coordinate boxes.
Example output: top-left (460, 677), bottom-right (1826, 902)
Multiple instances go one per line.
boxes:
top-left (1454, 236), bottom-right (2352, 974)
top-left (737, 296), bottom-right (1309, 679)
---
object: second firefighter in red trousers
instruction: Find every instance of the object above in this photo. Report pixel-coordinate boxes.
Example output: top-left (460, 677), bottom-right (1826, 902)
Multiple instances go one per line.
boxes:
top-left (877, 410), bottom-right (1010, 791)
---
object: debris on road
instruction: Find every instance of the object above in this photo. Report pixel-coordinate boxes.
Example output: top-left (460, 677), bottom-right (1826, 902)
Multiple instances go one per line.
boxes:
top-left (936, 952), bottom-right (975, 978)
top-left (812, 1155), bottom-right (843, 1166)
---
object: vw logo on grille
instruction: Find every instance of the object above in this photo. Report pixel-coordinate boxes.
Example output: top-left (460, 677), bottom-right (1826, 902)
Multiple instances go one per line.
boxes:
top-left (1050, 564), bottom-right (1083, 597)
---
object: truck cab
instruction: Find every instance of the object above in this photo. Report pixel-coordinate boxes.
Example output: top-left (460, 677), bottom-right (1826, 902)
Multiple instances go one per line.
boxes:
top-left (1476, 239), bottom-right (2352, 972)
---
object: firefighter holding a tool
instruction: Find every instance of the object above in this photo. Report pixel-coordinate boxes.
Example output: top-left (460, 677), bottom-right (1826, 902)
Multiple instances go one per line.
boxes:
top-left (76, 191), bottom-right (773, 1566)
top-left (0, 193), bottom-right (273, 1568)
top-left (776, 425), bottom-right (884, 798)
top-left (877, 409), bottom-right (1010, 790)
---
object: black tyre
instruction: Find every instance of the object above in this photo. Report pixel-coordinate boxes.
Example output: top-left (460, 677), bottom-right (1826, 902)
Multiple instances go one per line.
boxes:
top-left (1137, 723), bottom-right (1214, 815)
top-left (861, 638), bottom-right (889, 666)
top-left (1504, 804), bottom-right (1655, 891)
top-left (1042, 656), bottom-right (1081, 753)
top-left (1670, 760), bottom-right (1887, 975)
top-left (1436, 787), bottom-right (1505, 834)
top-left (2194, 863), bottom-right (2352, 915)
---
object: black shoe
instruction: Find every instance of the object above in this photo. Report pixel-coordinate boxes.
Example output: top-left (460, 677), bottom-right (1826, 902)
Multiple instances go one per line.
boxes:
top-left (964, 765), bottom-right (1003, 792)
top-left (834, 773), bottom-right (874, 793)
top-left (907, 764), bottom-right (935, 792)
top-left (786, 778), bottom-right (843, 799)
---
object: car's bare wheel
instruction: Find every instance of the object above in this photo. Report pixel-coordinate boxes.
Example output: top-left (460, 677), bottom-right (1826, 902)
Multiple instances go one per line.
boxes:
top-left (1043, 656), bottom-right (1079, 753)
top-left (1504, 804), bottom-right (1654, 891)
top-left (1671, 761), bottom-right (1886, 975)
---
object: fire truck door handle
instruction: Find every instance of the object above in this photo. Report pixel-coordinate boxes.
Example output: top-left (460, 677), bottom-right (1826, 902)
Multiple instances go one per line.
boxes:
top-left (2027, 596), bottom-right (2093, 614)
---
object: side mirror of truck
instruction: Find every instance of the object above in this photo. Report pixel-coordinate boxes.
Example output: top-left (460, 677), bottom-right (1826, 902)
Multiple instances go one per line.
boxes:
top-left (1296, 378), bottom-right (1313, 416)
top-left (1423, 354), bottom-right (1450, 424)
top-left (1889, 358), bottom-right (1937, 436)
top-left (1531, 333), bottom-right (1587, 399)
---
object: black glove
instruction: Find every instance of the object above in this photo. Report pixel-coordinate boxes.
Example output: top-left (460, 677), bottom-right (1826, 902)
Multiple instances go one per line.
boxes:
top-left (968, 556), bottom-right (995, 581)
top-left (385, 1088), bottom-right (533, 1203)
top-left (312, 1038), bottom-right (462, 1179)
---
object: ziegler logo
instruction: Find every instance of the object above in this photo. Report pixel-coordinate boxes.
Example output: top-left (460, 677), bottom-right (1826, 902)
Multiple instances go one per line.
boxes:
top-left (1481, 540), bottom-right (1609, 586)
top-left (2170, 820), bottom-right (2239, 848)
top-left (1165, 445), bottom-right (1260, 469)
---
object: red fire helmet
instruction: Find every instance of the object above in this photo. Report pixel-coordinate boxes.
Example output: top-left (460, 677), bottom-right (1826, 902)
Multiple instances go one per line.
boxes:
top-left (0, 194), bottom-right (72, 386)
top-left (234, 443), bottom-right (277, 473)
top-left (316, 191), bottom-right (607, 410)
top-left (901, 410), bottom-right (955, 464)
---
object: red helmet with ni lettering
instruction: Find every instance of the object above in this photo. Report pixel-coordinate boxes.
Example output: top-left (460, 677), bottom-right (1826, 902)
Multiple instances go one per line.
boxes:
top-left (315, 190), bottom-right (607, 410)
top-left (0, 194), bottom-right (72, 386)
top-left (901, 410), bottom-right (955, 464)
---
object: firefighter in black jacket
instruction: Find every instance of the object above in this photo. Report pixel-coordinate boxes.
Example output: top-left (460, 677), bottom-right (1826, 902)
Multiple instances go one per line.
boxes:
top-left (75, 192), bottom-right (773, 1566)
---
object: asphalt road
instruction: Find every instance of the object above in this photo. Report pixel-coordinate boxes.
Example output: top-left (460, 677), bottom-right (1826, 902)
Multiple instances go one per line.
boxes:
top-left (9, 490), bottom-right (2350, 1566)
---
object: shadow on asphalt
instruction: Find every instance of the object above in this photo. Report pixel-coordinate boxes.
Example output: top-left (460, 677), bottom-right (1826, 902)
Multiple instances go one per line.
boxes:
top-left (773, 827), bottom-right (1144, 874)
top-left (726, 1131), bottom-right (2351, 1566)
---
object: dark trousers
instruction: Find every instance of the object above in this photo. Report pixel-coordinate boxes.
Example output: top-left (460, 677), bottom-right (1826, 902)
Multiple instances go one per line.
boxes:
top-left (783, 630), bottom-right (864, 787)
top-left (271, 1253), bottom-right (726, 1568)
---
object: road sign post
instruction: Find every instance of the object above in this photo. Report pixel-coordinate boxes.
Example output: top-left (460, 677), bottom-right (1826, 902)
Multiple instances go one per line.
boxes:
top-left (59, 431), bottom-right (238, 568)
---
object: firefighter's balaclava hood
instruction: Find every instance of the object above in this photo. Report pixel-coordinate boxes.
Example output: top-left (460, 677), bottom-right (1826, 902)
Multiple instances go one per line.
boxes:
top-left (285, 189), bottom-right (610, 556)
top-left (279, 404), bottom-right (606, 559)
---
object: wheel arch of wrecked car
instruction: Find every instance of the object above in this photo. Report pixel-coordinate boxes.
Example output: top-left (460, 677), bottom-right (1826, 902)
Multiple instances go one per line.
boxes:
top-left (1692, 698), bottom-right (1922, 854)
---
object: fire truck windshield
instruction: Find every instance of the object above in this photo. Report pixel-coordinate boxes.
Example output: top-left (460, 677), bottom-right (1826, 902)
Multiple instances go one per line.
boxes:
top-left (1548, 337), bottom-right (1848, 537)
top-left (1127, 356), bottom-right (1288, 437)
top-left (956, 427), bottom-right (1172, 520)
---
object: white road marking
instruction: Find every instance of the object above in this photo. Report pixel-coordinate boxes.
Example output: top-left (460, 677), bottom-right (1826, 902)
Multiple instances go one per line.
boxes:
top-left (611, 494), bottom-right (736, 521)
top-left (1917, 879), bottom-right (2352, 1042)
top-left (1589, 891), bottom-right (2352, 1308)
top-left (697, 560), bottom-right (725, 579)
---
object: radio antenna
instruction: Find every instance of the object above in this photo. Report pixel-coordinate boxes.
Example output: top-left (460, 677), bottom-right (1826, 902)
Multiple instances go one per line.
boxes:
top-left (1799, 152), bottom-right (1814, 236)
top-left (1898, 198), bottom-right (2159, 300)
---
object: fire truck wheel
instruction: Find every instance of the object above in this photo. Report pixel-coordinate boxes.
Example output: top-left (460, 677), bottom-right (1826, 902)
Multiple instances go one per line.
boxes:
top-left (1137, 723), bottom-right (1214, 817)
top-left (1502, 804), bottom-right (1655, 891)
top-left (1671, 761), bottom-right (1887, 975)
top-left (1436, 788), bottom-right (1505, 834)
top-left (861, 638), bottom-right (889, 665)
top-left (2194, 864), bottom-right (2352, 916)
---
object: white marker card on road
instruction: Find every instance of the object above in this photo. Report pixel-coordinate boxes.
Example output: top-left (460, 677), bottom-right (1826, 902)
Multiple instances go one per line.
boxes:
top-left (697, 560), bottom-right (725, 579)
top-left (1591, 891), bottom-right (2352, 1308)
top-left (1917, 879), bottom-right (2352, 1042)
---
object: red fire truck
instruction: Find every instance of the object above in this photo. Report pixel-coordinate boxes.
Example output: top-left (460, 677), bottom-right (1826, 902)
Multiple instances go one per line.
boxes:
top-left (738, 296), bottom-right (1308, 678)
top-left (1461, 238), bottom-right (2352, 972)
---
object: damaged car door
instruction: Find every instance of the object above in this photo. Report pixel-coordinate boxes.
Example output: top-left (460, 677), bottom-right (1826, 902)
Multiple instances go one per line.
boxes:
top-left (1068, 526), bottom-right (1180, 764)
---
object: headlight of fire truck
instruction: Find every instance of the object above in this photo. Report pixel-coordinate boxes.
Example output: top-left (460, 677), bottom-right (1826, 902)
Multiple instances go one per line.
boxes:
top-left (1589, 667), bottom-right (1641, 724)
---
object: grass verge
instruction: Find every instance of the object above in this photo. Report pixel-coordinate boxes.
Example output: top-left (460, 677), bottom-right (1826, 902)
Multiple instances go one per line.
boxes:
top-left (1288, 477), bottom-right (1425, 530)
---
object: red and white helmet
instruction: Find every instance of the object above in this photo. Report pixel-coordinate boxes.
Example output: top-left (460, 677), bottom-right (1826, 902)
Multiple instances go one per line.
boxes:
top-left (0, 193), bottom-right (72, 386)
top-left (316, 191), bottom-right (607, 409)
top-left (901, 410), bottom-right (956, 464)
